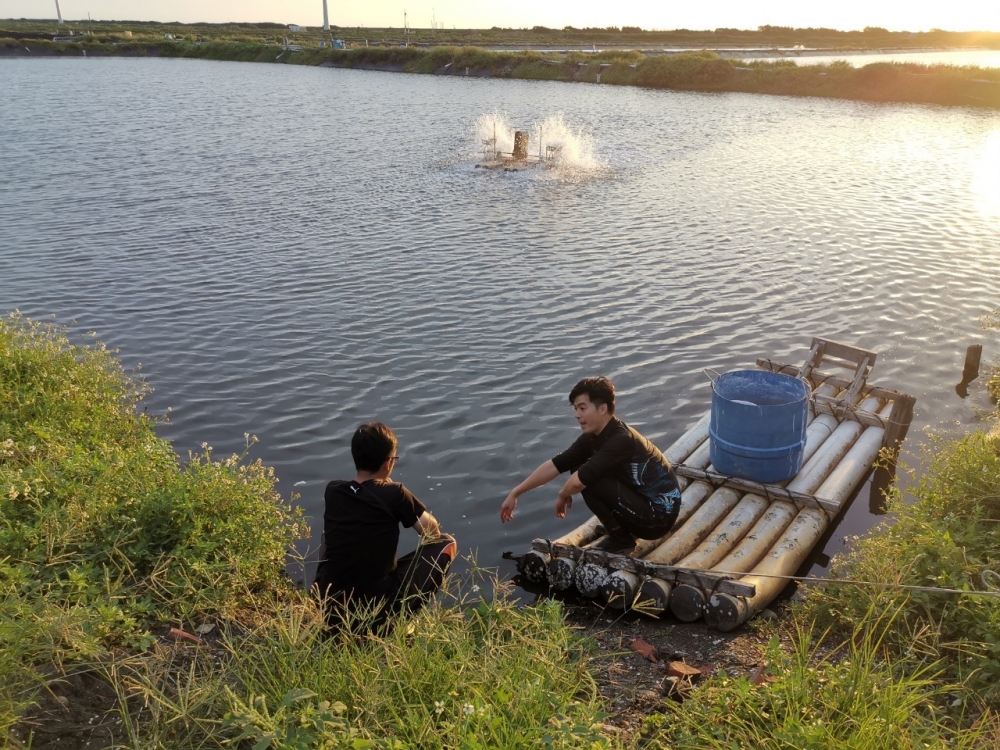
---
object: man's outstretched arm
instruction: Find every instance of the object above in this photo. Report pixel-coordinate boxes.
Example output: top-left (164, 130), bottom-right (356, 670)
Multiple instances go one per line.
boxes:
top-left (500, 460), bottom-right (560, 522)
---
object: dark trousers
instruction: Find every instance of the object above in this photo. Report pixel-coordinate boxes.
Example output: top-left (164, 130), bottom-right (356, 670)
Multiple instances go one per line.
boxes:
top-left (582, 477), bottom-right (678, 542)
top-left (317, 533), bottom-right (457, 633)
top-left (387, 533), bottom-right (458, 615)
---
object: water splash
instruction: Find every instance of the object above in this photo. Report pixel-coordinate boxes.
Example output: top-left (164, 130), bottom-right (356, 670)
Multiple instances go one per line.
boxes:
top-left (472, 110), bottom-right (517, 161)
top-left (532, 113), bottom-right (604, 172)
top-left (470, 110), bottom-right (609, 178)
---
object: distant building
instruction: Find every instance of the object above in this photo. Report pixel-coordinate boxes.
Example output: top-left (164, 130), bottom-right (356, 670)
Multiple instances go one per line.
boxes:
top-left (288, 24), bottom-right (302, 32)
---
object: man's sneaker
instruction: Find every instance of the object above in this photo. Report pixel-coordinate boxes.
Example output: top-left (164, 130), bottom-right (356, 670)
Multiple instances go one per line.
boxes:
top-left (594, 535), bottom-right (636, 556)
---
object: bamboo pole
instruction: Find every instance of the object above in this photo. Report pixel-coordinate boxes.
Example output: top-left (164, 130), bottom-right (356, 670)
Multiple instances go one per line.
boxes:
top-left (704, 400), bottom-right (893, 631)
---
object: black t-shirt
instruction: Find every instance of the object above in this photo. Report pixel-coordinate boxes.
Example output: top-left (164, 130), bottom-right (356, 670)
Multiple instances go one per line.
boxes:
top-left (552, 417), bottom-right (680, 503)
top-left (314, 478), bottom-right (427, 601)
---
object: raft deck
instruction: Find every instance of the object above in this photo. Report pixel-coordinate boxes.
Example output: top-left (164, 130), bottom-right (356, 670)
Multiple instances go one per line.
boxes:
top-left (509, 338), bottom-right (916, 631)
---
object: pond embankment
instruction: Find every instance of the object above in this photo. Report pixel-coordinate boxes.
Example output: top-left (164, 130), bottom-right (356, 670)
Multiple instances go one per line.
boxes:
top-left (4, 38), bottom-right (1000, 109)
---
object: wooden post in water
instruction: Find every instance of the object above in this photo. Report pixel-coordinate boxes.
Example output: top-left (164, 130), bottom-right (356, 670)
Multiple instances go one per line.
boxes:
top-left (955, 344), bottom-right (984, 399)
top-left (512, 131), bottom-right (529, 160)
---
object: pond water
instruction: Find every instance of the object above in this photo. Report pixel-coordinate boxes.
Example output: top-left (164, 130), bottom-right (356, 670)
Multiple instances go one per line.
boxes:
top-left (739, 49), bottom-right (1000, 68)
top-left (1, 57), bottom-right (998, 591)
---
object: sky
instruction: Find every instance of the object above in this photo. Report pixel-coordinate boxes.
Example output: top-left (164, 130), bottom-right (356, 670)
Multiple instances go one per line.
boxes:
top-left (4, 0), bottom-right (999, 33)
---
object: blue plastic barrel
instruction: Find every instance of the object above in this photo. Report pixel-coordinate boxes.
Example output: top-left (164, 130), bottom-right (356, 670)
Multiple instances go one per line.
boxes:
top-left (709, 370), bottom-right (810, 484)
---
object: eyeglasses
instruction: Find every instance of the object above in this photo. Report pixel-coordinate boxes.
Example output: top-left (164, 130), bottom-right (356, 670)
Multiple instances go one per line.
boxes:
top-left (389, 455), bottom-right (401, 462)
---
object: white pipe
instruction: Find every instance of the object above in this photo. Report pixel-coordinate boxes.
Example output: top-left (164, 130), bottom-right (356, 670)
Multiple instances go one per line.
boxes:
top-left (636, 383), bottom-right (845, 616)
top-left (704, 401), bottom-right (894, 631)
top-left (322, 0), bottom-right (330, 31)
top-left (55, 0), bottom-right (63, 23)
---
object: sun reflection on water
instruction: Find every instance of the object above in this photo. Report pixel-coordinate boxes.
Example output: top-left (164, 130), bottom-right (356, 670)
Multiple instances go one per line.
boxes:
top-left (973, 131), bottom-right (1000, 218)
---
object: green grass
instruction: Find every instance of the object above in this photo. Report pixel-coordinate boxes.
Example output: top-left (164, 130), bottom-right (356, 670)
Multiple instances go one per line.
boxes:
top-left (5, 33), bottom-right (1000, 109)
top-left (0, 313), bottom-right (307, 744)
top-left (112, 579), bottom-right (615, 749)
top-left (4, 311), bottom-right (1000, 747)
top-left (645, 610), bottom-right (996, 749)
top-left (0, 315), bottom-right (614, 748)
top-left (800, 427), bottom-right (1000, 705)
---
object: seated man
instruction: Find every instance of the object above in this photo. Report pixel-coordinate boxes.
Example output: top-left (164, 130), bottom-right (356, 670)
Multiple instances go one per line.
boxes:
top-left (313, 422), bottom-right (456, 631)
top-left (500, 376), bottom-right (681, 555)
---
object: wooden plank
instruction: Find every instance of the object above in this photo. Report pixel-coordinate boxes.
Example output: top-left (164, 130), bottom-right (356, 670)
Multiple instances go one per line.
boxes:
top-left (811, 338), bottom-right (878, 368)
top-left (843, 354), bottom-right (873, 405)
top-left (756, 359), bottom-right (913, 402)
top-left (882, 393), bottom-right (916, 454)
top-left (799, 340), bottom-right (823, 383)
top-left (812, 396), bottom-right (888, 427)
top-left (671, 465), bottom-right (841, 515)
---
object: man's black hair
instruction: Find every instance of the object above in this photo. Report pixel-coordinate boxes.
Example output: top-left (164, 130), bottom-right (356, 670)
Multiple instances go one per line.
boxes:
top-left (568, 376), bottom-right (616, 415)
top-left (351, 422), bottom-right (398, 473)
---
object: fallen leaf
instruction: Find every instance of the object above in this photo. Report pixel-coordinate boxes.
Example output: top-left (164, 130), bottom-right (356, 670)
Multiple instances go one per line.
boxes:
top-left (629, 637), bottom-right (659, 662)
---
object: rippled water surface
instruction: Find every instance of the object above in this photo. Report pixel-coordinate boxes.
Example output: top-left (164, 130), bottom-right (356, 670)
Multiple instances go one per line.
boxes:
top-left (2, 58), bottom-right (998, 586)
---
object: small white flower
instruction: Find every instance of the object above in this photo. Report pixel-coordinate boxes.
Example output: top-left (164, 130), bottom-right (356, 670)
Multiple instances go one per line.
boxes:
top-left (463, 703), bottom-right (475, 716)
top-left (471, 585), bottom-right (480, 593)
top-left (434, 700), bottom-right (445, 715)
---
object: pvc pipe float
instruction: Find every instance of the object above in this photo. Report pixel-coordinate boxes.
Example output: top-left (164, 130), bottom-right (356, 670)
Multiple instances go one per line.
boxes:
top-left (520, 515), bottom-right (602, 583)
top-left (645, 388), bottom-right (847, 570)
top-left (675, 499), bottom-right (800, 612)
top-left (667, 391), bottom-right (876, 619)
top-left (633, 383), bottom-right (847, 616)
top-left (704, 400), bottom-right (893, 631)
top-left (668, 493), bottom-right (770, 621)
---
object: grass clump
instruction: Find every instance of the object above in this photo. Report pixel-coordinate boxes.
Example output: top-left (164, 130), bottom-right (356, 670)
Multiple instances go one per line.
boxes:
top-left (112, 578), bottom-right (613, 749)
top-left (646, 611), bottom-right (993, 749)
top-left (0, 313), bottom-right (307, 741)
top-left (801, 429), bottom-right (1000, 705)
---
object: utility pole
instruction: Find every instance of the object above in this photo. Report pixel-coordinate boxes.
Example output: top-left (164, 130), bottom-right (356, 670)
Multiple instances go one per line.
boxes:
top-left (54, 0), bottom-right (63, 23)
top-left (322, 0), bottom-right (329, 31)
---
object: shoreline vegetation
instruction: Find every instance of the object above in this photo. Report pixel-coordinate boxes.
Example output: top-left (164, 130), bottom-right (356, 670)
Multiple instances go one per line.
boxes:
top-left (3, 313), bottom-right (1000, 747)
top-left (2, 21), bottom-right (1000, 109)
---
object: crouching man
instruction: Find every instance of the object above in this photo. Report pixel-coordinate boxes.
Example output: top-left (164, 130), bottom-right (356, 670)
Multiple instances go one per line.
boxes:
top-left (500, 376), bottom-right (681, 555)
top-left (313, 422), bottom-right (457, 632)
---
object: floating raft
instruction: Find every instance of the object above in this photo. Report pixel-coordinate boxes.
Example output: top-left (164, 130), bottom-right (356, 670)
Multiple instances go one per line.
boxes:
top-left (511, 338), bottom-right (916, 631)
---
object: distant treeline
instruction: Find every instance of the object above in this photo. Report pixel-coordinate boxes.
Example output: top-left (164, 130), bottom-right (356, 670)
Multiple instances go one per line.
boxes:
top-left (4, 37), bottom-right (999, 111)
top-left (2, 18), bottom-right (999, 50)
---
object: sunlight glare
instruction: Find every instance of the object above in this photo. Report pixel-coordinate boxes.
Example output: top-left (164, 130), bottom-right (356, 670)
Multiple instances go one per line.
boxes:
top-left (973, 131), bottom-right (1000, 218)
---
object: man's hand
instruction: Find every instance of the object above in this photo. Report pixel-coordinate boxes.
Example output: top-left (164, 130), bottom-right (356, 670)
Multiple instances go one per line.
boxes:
top-left (500, 491), bottom-right (518, 523)
top-left (555, 494), bottom-right (573, 519)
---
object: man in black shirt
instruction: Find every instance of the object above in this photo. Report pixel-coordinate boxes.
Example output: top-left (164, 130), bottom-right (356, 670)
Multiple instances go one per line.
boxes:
top-left (500, 377), bottom-right (681, 555)
top-left (313, 422), bottom-right (456, 630)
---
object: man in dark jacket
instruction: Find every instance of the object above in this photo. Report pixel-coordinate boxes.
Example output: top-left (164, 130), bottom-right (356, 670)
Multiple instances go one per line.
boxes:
top-left (313, 422), bottom-right (456, 630)
top-left (500, 377), bottom-right (681, 555)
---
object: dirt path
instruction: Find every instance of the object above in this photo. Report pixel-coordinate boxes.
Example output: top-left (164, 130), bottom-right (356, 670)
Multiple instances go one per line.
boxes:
top-left (564, 599), bottom-right (789, 743)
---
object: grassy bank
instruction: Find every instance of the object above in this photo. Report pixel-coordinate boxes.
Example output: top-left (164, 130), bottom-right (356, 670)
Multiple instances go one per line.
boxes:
top-left (3, 312), bottom-right (999, 748)
top-left (3, 18), bottom-right (1000, 51)
top-left (0, 314), bottom-right (612, 748)
top-left (3, 36), bottom-right (1000, 110)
